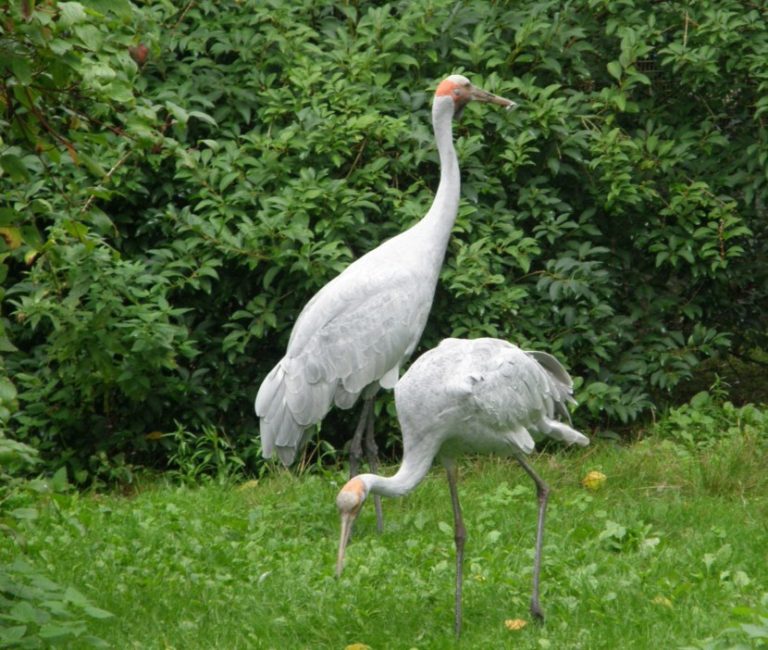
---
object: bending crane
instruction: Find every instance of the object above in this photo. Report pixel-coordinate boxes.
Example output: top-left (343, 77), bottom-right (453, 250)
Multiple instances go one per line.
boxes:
top-left (335, 337), bottom-right (589, 635)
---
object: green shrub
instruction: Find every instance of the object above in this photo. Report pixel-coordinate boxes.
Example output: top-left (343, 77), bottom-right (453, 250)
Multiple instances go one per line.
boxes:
top-left (0, 432), bottom-right (110, 648)
top-left (165, 423), bottom-right (247, 485)
top-left (683, 593), bottom-right (768, 650)
top-left (1, 0), bottom-right (766, 478)
top-left (0, 431), bottom-right (41, 529)
top-left (0, 559), bottom-right (112, 649)
top-left (653, 385), bottom-right (768, 451)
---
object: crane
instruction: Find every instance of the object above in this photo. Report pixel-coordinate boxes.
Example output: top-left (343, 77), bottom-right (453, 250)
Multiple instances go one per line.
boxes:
top-left (256, 75), bottom-right (515, 528)
top-left (335, 337), bottom-right (589, 636)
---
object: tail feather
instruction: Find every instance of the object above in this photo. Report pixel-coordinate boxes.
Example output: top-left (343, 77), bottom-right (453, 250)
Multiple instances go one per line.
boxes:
top-left (526, 349), bottom-right (577, 423)
top-left (526, 350), bottom-right (573, 390)
top-left (525, 348), bottom-right (588, 447)
top-left (276, 444), bottom-right (301, 466)
top-left (538, 418), bottom-right (589, 447)
top-left (256, 361), bottom-right (316, 465)
top-left (255, 365), bottom-right (282, 416)
top-left (283, 364), bottom-right (334, 430)
top-left (509, 426), bottom-right (536, 455)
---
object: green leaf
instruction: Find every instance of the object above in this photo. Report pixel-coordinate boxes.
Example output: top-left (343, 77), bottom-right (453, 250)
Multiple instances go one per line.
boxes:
top-left (0, 154), bottom-right (31, 182)
top-left (9, 601), bottom-right (46, 625)
top-left (51, 466), bottom-right (70, 492)
top-left (740, 623), bottom-right (768, 639)
top-left (10, 507), bottom-right (39, 521)
top-left (263, 265), bottom-right (280, 289)
top-left (59, 2), bottom-right (88, 27)
top-left (39, 621), bottom-right (84, 640)
top-left (83, 208), bottom-right (116, 235)
top-left (80, 0), bottom-right (134, 18)
top-left (62, 219), bottom-right (89, 240)
top-left (107, 80), bottom-right (134, 103)
top-left (0, 336), bottom-right (18, 353)
top-left (74, 24), bottom-right (104, 50)
top-left (11, 57), bottom-right (33, 85)
top-left (0, 377), bottom-right (17, 401)
top-left (166, 101), bottom-right (189, 125)
top-left (79, 153), bottom-right (107, 178)
top-left (188, 110), bottom-right (217, 126)
top-left (20, 224), bottom-right (44, 250)
top-left (547, 157), bottom-right (560, 176)
top-left (0, 208), bottom-right (18, 226)
top-left (607, 60), bottom-right (622, 80)
top-left (82, 604), bottom-right (114, 620)
top-left (0, 626), bottom-right (27, 644)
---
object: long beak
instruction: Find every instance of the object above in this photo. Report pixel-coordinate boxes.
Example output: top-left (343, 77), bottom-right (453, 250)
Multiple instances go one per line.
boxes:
top-left (336, 511), bottom-right (355, 577)
top-left (470, 86), bottom-right (517, 110)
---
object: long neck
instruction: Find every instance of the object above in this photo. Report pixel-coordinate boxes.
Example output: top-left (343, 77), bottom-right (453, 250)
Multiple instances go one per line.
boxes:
top-left (357, 451), bottom-right (434, 498)
top-left (414, 98), bottom-right (461, 258)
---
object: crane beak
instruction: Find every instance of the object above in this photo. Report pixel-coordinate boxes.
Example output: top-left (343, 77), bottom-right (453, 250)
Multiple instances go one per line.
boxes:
top-left (336, 511), bottom-right (355, 577)
top-left (335, 476), bottom-right (367, 577)
top-left (470, 85), bottom-right (517, 110)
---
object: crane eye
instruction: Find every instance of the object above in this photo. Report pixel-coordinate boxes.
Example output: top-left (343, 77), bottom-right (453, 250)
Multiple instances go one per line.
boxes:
top-left (453, 88), bottom-right (461, 95)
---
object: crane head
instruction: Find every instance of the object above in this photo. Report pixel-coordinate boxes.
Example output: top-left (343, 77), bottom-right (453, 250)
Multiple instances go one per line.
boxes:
top-left (335, 476), bottom-right (368, 577)
top-left (435, 74), bottom-right (517, 119)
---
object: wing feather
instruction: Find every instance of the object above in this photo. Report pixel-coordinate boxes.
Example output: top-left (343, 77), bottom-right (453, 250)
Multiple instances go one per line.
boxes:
top-left (256, 258), bottom-right (435, 465)
top-left (303, 269), bottom-right (430, 389)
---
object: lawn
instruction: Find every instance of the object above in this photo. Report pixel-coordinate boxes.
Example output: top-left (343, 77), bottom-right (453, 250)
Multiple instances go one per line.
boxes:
top-left (3, 427), bottom-right (767, 649)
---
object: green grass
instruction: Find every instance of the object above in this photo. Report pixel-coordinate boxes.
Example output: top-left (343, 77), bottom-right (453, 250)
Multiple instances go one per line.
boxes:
top-left (4, 435), bottom-right (768, 649)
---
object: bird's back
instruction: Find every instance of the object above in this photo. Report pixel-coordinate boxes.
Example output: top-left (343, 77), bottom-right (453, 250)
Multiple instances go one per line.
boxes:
top-left (395, 338), bottom-right (588, 458)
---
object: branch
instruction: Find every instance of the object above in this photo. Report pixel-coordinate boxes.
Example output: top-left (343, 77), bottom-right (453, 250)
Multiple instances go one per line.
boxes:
top-left (81, 148), bottom-right (134, 214)
top-left (23, 87), bottom-right (78, 163)
top-left (344, 137), bottom-right (368, 179)
top-left (169, 1), bottom-right (196, 33)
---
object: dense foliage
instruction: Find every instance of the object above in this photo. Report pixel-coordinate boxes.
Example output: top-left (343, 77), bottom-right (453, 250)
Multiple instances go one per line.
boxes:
top-left (1, 0), bottom-right (766, 479)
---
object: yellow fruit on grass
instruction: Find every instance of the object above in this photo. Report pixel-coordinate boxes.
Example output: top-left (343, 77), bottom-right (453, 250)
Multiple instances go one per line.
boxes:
top-left (582, 470), bottom-right (607, 490)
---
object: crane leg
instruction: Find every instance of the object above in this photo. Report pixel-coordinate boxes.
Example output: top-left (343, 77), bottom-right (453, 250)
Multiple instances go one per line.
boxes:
top-left (445, 459), bottom-right (466, 637)
top-left (348, 398), bottom-right (373, 479)
top-left (515, 454), bottom-right (549, 622)
top-left (363, 404), bottom-right (384, 533)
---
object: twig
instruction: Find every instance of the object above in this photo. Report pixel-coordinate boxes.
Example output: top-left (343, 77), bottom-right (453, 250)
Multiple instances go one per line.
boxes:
top-left (24, 87), bottom-right (78, 162)
top-left (169, 1), bottom-right (196, 33)
top-left (81, 148), bottom-right (134, 214)
top-left (344, 136), bottom-right (368, 179)
top-left (61, 106), bottom-right (128, 138)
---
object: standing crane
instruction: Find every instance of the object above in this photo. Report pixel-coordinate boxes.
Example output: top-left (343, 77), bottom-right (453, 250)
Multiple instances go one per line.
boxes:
top-left (256, 76), bottom-right (515, 528)
top-left (335, 337), bottom-right (589, 636)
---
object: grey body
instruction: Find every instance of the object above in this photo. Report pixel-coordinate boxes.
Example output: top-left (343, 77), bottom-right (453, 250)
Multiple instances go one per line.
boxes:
top-left (255, 208), bottom-right (452, 465)
top-left (255, 75), bottom-right (515, 467)
top-left (399, 338), bottom-right (585, 459)
top-left (335, 337), bottom-right (589, 634)
top-left (359, 337), bottom-right (588, 496)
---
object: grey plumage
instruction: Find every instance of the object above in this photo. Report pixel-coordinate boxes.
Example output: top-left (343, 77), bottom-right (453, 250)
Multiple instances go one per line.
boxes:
top-left (395, 337), bottom-right (587, 466)
top-left (335, 337), bottom-right (588, 635)
top-left (255, 244), bottom-right (438, 465)
top-left (255, 75), bottom-right (516, 469)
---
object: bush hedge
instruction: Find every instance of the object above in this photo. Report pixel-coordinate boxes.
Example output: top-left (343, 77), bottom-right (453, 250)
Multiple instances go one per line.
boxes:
top-left (1, 0), bottom-right (766, 479)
